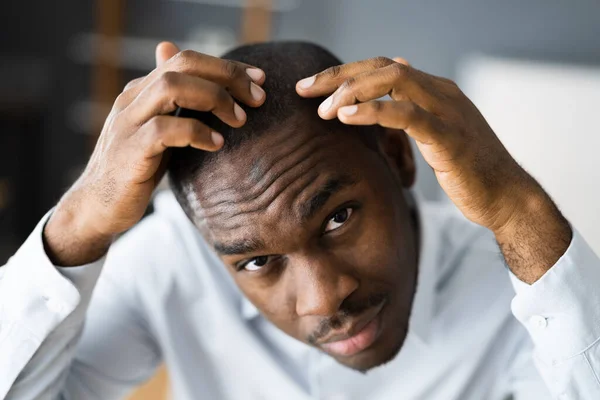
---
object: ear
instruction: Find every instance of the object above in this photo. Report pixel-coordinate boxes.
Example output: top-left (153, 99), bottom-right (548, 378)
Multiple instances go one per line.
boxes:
top-left (378, 128), bottom-right (416, 188)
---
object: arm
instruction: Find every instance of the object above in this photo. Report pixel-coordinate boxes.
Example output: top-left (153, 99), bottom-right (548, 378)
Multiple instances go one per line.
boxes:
top-left (1, 213), bottom-right (162, 400)
top-left (0, 212), bottom-right (103, 399)
top-left (296, 57), bottom-right (600, 398)
top-left (1, 41), bottom-right (266, 398)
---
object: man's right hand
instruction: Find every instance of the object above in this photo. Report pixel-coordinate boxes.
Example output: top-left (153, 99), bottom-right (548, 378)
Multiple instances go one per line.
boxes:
top-left (44, 42), bottom-right (266, 266)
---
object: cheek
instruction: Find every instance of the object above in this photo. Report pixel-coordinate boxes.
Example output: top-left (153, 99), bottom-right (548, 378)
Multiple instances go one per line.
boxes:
top-left (338, 203), bottom-right (410, 281)
top-left (236, 279), bottom-right (301, 337)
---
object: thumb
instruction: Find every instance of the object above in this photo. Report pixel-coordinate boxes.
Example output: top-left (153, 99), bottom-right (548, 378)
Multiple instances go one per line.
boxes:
top-left (155, 41), bottom-right (180, 67)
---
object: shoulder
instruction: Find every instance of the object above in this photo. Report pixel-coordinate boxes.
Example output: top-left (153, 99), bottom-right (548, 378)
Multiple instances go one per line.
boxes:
top-left (419, 198), bottom-right (515, 324)
top-left (101, 191), bottom-right (222, 305)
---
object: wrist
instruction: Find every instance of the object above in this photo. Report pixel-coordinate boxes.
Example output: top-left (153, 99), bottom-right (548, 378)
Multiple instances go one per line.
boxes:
top-left (493, 180), bottom-right (568, 238)
top-left (493, 184), bottom-right (572, 283)
top-left (43, 192), bottom-right (115, 266)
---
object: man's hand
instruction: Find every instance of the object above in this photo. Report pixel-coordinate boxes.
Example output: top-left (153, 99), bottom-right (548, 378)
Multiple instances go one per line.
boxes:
top-left (296, 57), bottom-right (571, 283)
top-left (44, 42), bottom-right (266, 266)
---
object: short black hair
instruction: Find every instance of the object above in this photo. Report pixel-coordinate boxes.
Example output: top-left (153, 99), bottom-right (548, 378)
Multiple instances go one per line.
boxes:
top-left (168, 41), bottom-right (381, 218)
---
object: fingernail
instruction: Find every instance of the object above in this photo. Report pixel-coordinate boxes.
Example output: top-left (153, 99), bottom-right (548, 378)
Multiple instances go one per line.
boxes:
top-left (339, 105), bottom-right (358, 116)
top-left (250, 82), bottom-right (265, 101)
top-left (246, 68), bottom-right (265, 82)
top-left (234, 103), bottom-right (246, 121)
top-left (298, 76), bottom-right (316, 90)
top-left (320, 96), bottom-right (333, 113)
top-left (211, 132), bottom-right (224, 147)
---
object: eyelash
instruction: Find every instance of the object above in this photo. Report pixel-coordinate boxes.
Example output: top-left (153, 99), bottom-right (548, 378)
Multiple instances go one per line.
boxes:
top-left (236, 204), bottom-right (359, 273)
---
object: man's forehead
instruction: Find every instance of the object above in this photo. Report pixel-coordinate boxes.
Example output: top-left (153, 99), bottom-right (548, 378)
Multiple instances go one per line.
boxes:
top-left (197, 119), bottom-right (362, 198)
top-left (188, 124), bottom-right (377, 249)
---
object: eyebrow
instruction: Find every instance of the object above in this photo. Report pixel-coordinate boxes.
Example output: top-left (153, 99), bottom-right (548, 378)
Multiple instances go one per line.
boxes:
top-left (213, 174), bottom-right (358, 257)
top-left (299, 174), bottom-right (358, 223)
top-left (214, 237), bottom-right (266, 256)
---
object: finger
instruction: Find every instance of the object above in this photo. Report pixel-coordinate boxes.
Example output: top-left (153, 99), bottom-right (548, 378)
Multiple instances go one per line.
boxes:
top-left (114, 42), bottom-right (181, 110)
top-left (139, 115), bottom-right (224, 158)
top-left (123, 77), bottom-right (145, 91)
top-left (392, 57), bottom-right (410, 67)
top-left (296, 56), bottom-right (396, 97)
top-left (119, 51), bottom-right (266, 114)
top-left (156, 41), bottom-right (180, 66)
top-left (159, 50), bottom-right (265, 106)
top-left (317, 63), bottom-right (440, 120)
top-left (336, 100), bottom-right (446, 145)
top-left (127, 71), bottom-right (247, 127)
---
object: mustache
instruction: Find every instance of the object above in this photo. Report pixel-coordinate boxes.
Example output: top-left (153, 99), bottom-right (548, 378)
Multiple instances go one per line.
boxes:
top-left (307, 292), bottom-right (388, 345)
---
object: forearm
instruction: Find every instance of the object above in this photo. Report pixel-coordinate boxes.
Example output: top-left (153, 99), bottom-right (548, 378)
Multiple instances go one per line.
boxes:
top-left (0, 212), bottom-right (105, 399)
top-left (494, 180), bottom-right (572, 284)
top-left (44, 190), bottom-right (115, 267)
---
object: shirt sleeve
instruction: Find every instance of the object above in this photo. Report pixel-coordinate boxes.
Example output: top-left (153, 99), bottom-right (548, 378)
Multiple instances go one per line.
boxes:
top-left (0, 211), bottom-right (162, 399)
top-left (510, 229), bottom-right (600, 399)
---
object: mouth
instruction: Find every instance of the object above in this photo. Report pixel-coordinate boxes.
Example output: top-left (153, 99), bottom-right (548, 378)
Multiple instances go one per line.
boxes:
top-left (318, 299), bottom-right (386, 358)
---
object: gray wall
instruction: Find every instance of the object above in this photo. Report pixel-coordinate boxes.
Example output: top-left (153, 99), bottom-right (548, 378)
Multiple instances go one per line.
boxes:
top-left (272, 0), bottom-right (600, 199)
top-left (125, 0), bottom-right (600, 199)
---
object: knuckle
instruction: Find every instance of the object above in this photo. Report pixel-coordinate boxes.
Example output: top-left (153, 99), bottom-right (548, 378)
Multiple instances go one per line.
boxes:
top-left (340, 76), bottom-right (357, 91)
top-left (123, 77), bottom-right (143, 91)
top-left (324, 65), bottom-right (342, 79)
top-left (187, 118), bottom-right (206, 135)
top-left (449, 80), bottom-right (461, 91)
top-left (157, 71), bottom-right (179, 92)
top-left (403, 101), bottom-right (419, 115)
top-left (173, 50), bottom-right (196, 67)
top-left (114, 91), bottom-right (130, 109)
top-left (370, 101), bottom-right (383, 112)
top-left (215, 88), bottom-right (232, 107)
top-left (390, 62), bottom-right (409, 79)
top-left (179, 49), bottom-right (196, 59)
top-left (372, 56), bottom-right (393, 68)
top-left (222, 60), bottom-right (241, 80)
top-left (146, 116), bottom-right (165, 137)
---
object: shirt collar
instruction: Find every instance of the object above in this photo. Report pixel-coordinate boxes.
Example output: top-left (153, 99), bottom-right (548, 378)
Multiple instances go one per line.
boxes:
top-left (241, 293), bottom-right (261, 319)
top-left (407, 191), bottom-right (438, 345)
top-left (240, 191), bottom-right (438, 346)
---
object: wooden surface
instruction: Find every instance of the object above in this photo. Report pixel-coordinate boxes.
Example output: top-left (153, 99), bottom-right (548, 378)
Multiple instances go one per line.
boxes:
top-left (128, 366), bottom-right (169, 400)
top-left (241, 0), bottom-right (273, 44)
top-left (91, 0), bottom-right (123, 148)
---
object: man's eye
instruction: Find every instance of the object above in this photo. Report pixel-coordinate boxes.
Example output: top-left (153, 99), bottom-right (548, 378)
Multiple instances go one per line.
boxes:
top-left (243, 255), bottom-right (270, 271)
top-left (324, 207), bottom-right (353, 233)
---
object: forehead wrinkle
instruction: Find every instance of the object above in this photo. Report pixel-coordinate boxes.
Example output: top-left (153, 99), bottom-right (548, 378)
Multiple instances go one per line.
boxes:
top-left (247, 134), bottom-right (307, 185)
top-left (297, 174), bottom-right (358, 223)
top-left (245, 123), bottom-right (325, 186)
top-left (195, 135), bottom-right (333, 221)
top-left (200, 131), bottom-right (321, 208)
top-left (204, 155), bottom-right (328, 229)
top-left (213, 160), bottom-right (325, 230)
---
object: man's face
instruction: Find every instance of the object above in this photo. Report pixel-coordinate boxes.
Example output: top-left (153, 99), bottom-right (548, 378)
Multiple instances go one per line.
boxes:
top-left (190, 119), bottom-right (418, 371)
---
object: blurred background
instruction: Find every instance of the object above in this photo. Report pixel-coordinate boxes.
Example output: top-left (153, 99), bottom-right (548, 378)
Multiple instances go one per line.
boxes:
top-left (1, 0), bottom-right (600, 397)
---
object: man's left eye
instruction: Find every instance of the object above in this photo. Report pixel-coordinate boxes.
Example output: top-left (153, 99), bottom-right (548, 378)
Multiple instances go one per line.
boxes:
top-left (324, 207), bottom-right (353, 233)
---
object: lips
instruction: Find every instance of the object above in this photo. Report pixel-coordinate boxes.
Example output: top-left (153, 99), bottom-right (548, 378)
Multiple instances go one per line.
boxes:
top-left (318, 300), bottom-right (386, 357)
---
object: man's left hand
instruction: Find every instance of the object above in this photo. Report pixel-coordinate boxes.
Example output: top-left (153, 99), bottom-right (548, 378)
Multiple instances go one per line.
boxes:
top-left (296, 57), bottom-right (571, 283)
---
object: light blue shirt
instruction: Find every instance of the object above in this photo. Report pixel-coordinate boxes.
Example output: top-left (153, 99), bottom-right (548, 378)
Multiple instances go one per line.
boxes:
top-left (2, 191), bottom-right (600, 399)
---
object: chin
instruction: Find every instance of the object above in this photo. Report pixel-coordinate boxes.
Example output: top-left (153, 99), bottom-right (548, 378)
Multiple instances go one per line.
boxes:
top-left (334, 306), bottom-right (409, 373)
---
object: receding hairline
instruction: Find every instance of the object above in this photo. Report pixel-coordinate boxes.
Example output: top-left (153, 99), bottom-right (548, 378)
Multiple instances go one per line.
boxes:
top-left (168, 41), bottom-right (384, 221)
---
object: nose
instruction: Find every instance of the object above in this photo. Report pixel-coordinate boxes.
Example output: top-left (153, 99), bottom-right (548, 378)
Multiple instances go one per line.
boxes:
top-left (294, 256), bottom-right (359, 317)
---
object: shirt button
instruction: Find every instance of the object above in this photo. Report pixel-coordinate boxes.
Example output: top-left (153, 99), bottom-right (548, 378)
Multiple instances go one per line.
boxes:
top-left (45, 297), bottom-right (66, 314)
top-left (529, 315), bottom-right (548, 329)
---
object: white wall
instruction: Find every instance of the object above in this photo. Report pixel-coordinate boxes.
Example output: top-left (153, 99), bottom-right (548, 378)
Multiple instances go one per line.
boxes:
top-left (459, 55), bottom-right (600, 254)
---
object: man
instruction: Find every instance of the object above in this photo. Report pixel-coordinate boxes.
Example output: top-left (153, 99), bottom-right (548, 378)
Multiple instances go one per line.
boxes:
top-left (1, 40), bottom-right (599, 399)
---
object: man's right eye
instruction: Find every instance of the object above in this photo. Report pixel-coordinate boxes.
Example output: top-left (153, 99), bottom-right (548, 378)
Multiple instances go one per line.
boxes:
top-left (240, 255), bottom-right (270, 271)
